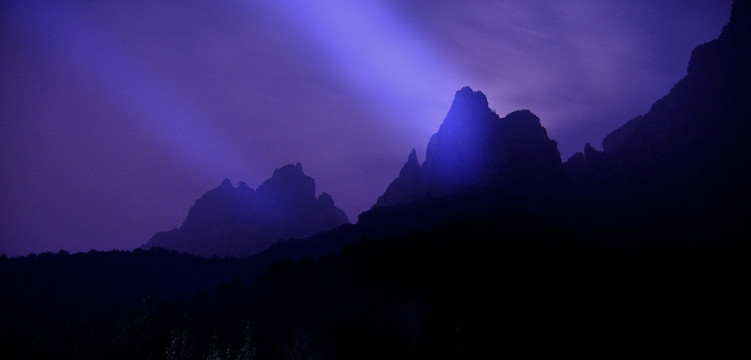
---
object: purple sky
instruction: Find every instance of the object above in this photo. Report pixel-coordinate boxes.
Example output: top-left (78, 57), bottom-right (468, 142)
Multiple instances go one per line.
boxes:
top-left (0, 0), bottom-right (731, 256)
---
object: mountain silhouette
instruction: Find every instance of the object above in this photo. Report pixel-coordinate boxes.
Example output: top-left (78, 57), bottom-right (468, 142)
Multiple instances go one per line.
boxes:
top-left (376, 87), bottom-right (563, 208)
top-left (368, 1), bottom-right (751, 247)
top-left (149, 0), bottom-right (750, 261)
top-left (565, 0), bottom-right (751, 237)
top-left (2, 3), bottom-right (749, 359)
top-left (142, 2), bottom-right (750, 260)
top-left (142, 163), bottom-right (348, 257)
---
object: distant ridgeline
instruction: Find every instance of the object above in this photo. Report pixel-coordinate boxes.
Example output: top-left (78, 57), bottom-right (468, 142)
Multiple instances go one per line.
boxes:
top-left (144, 0), bottom-right (749, 257)
top-left (142, 163), bottom-right (349, 257)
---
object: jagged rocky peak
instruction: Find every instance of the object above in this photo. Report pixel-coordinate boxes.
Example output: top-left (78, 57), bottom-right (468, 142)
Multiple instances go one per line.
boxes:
top-left (423, 88), bottom-right (561, 193)
top-left (142, 163), bottom-right (349, 258)
top-left (256, 163), bottom-right (315, 202)
top-left (277, 163), bottom-right (311, 187)
top-left (425, 87), bottom-right (496, 151)
top-left (375, 149), bottom-right (425, 208)
top-left (406, 148), bottom-right (418, 164)
top-left (375, 87), bottom-right (563, 207)
top-left (443, 86), bottom-right (492, 123)
top-left (421, 87), bottom-right (499, 191)
top-left (402, 149), bottom-right (420, 176)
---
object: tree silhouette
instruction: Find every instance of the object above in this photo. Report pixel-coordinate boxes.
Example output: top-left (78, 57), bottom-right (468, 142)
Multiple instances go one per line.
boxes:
top-left (204, 332), bottom-right (222, 360)
top-left (166, 328), bottom-right (195, 360)
top-left (235, 321), bottom-right (256, 360)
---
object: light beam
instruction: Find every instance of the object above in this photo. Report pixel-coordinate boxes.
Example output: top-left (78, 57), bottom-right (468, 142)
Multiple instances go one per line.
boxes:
top-left (18, 1), bottom-right (254, 180)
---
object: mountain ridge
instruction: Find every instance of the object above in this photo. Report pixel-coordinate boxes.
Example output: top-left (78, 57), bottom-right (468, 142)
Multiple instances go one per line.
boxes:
top-left (376, 88), bottom-right (563, 208)
top-left (142, 163), bottom-right (349, 257)
top-left (563, 0), bottom-right (751, 234)
top-left (144, 0), bottom-right (749, 258)
top-left (370, 0), bottom-right (749, 242)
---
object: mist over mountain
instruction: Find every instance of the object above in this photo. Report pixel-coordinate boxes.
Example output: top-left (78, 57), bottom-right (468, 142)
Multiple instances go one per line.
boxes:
top-left (376, 87), bottom-right (563, 208)
top-left (146, 0), bottom-right (750, 258)
top-left (2, 2), bottom-right (749, 359)
top-left (142, 163), bottom-right (348, 257)
top-left (369, 0), bottom-right (751, 246)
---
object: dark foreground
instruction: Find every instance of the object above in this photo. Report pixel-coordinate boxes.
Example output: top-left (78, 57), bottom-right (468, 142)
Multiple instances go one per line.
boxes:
top-left (1, 215), bottom-right (746, 359)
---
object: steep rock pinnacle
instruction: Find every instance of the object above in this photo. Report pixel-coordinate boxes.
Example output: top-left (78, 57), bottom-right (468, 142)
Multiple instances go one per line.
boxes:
top-left (376, 87), bottom-right (563, 207)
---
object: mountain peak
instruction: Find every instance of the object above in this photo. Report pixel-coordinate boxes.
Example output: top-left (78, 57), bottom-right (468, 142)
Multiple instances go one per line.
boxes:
top-left (271, 163), bottom-right (305, 179)
top-left (399, 148), bottom-right (421, 179)
top-left (375, 88), bottom-right (563, 207)
top-left (374, 148), bottom-right (425, 208)
top-left (220, 178), bottom-right (233, 189)
top-left (257, 163), bottom-right (316, 204)
top-left (454, 86), bottom-right (488, 103)
top-left (407, 148), bottom-right (418, 165)
top-left (143, 163), bottom-right (348, 257)
top-left (445, 86), bottom-right (491, 123)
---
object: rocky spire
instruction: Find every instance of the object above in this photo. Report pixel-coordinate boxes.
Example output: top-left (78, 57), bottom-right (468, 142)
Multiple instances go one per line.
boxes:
top-left (374, 87), bottom-right (563, 207)
top-left (375, 149), bottom-right (425, 207)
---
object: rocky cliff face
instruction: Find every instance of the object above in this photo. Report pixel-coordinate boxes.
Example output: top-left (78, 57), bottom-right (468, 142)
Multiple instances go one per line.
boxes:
top-left (143, 163), bottom-right (349, 257)
top-left (376, 87), bottom-right (563, 207)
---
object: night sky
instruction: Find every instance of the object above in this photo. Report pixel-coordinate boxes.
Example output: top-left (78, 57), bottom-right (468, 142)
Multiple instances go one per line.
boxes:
top-left (0, 0), bottom-right (731, 256)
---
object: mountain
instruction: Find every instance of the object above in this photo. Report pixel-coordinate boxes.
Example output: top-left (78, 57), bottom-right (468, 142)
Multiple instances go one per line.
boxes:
top-left (376, 87), bottom-right (563, 208)
top-left (373, 1), bottom-right (750, 246)
top-left (143, 2), bottom-right (750, 261)
top-left (3, 4), bottom-right (749, 359)
top-left (142, 163), bottom-right (349, 257)
top-left (565, 0), bottom-right (751, 237)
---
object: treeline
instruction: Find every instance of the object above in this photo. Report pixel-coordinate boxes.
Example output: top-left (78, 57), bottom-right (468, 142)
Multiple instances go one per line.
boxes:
top-left (1, 216), bottom-right (745, 359)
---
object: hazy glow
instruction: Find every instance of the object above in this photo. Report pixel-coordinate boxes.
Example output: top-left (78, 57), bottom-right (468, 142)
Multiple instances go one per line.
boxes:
top-left (261, 0), bottom-right (465, 134)
top-left (0, 0), bottom-right (731, 256)
top-left (21, 1), bottom-right (253, 178)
